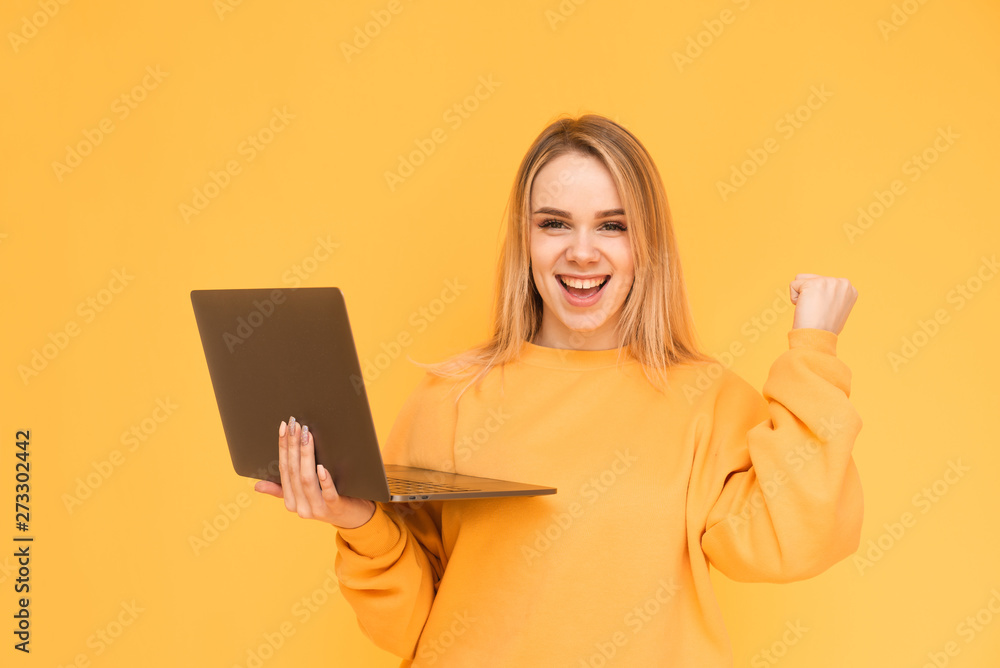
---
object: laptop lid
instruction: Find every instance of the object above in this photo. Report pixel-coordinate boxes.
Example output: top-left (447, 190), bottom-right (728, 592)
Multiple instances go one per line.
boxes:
top-left (190, 287), bottom-right (394, 501)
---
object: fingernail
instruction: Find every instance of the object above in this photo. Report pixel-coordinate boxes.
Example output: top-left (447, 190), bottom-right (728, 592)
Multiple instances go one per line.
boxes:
top-left (289, 416), bottom-right (296, 427)
top-left (301, 424), bottom-right (309, 445)
top-left (279, 420), bottom-right (286, 436)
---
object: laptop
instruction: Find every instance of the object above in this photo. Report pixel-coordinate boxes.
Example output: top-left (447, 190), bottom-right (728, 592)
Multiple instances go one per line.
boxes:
top-left (190, 287), bottom-right (557, 502)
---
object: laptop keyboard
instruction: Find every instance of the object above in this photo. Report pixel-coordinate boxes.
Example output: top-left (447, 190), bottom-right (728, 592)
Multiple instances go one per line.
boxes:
top-left (387, 477), bottom-right (480, 494)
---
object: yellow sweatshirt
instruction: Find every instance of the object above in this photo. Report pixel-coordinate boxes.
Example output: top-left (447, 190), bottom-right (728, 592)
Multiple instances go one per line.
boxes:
top-left (334, 328), bottom-right (863, 667)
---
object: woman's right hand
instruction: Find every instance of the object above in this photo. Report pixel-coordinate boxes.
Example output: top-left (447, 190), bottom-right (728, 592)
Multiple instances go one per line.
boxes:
top-left (254, 416), bottom-right (377, 530)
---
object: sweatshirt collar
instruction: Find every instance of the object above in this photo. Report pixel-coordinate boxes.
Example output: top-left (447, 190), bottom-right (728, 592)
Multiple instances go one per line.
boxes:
top-left (518, 340), bottom-right (636, 370)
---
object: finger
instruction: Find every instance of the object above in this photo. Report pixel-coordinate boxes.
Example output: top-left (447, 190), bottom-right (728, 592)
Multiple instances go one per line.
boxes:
top-left (277, 420), bottom-right (295, 512)
top-left (317, 464), bottom-right (340, 503)
top-left (298, 426), bottom-right (326, 517)
top-left (254, 480), bottom-right (283, 498)
top-left (286, 417), bottom-right (308, 513)
top-left (789, 274), bottom-right (821, 303)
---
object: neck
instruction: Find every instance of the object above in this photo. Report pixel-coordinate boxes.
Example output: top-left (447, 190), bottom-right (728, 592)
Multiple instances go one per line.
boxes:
top-left (531, 327), bottom-right (620, 351)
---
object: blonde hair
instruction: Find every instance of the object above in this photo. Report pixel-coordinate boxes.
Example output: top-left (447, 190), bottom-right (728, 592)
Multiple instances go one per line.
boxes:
top-left (412, 113), bottom-right (714, 398)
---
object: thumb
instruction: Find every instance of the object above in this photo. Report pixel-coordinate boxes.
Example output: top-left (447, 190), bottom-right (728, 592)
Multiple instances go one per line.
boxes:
top-left (254, 480), bottom-right (283, 498)
top-left (317, 464), bottom-right (339, 501)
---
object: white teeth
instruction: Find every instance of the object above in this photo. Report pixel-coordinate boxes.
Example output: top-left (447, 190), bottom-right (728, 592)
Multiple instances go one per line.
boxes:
top-left (560, 276), bottom-right (607, 289)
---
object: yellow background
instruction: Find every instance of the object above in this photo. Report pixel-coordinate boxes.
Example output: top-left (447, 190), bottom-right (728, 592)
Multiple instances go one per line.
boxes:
top-left (2, 0), bottom-right (999, 666)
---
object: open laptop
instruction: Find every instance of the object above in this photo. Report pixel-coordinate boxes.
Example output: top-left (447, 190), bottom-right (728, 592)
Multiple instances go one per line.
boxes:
top-left (190, 287), bottom-right (556, 502)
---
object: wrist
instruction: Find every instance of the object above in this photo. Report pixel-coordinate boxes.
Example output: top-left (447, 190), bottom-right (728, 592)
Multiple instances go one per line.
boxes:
top-left (332, 501), bottom-right (377, 530)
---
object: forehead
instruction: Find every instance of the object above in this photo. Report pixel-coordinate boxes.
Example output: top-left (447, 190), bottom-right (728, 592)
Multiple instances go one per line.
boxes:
top-left (530, 152), bottom-right (621, 210)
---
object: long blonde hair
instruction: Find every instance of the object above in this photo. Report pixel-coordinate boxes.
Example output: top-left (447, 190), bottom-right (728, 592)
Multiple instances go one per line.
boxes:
top-left (412, 113), bottom-right (714, 398)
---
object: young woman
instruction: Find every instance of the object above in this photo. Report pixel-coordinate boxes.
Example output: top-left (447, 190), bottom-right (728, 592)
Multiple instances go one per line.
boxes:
top-left (255, 114), bottom-right (863, 667)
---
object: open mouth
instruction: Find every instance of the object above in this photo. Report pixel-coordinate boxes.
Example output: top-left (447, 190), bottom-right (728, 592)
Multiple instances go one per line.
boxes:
top-left (558, 275), bottom-right (610, 301)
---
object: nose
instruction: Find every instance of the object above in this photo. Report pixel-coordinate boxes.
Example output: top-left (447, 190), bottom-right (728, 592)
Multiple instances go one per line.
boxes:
top-left (565, 229), bottom-right (601, 265)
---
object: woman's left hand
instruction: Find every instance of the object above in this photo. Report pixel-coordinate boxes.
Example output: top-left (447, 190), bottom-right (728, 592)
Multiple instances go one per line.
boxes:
top-left (789, 274), bottom-right (858, 335)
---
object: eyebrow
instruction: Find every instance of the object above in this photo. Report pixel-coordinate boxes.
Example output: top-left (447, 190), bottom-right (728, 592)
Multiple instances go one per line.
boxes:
top-left (532, 207), bottom-right (626, 219)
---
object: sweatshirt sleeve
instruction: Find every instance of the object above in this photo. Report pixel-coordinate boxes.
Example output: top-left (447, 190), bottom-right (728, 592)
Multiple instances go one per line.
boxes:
top-left (333, 371), bottom-right (458, 659)
top-left (697, 328), bottom-right (864, 583)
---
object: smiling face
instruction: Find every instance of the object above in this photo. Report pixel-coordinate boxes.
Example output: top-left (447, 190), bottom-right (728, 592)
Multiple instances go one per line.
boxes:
top-left (529, 151), bottom-right (635, 350)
